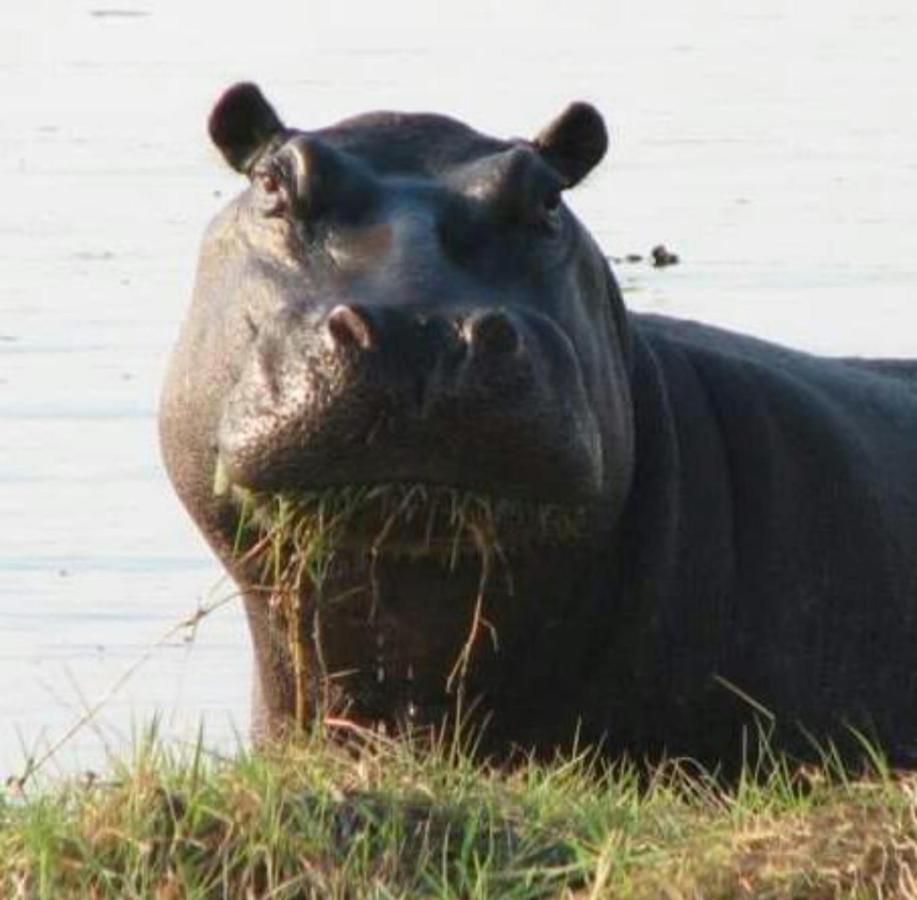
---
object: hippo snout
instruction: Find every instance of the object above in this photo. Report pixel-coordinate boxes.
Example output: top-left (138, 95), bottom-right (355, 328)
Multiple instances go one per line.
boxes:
top-left (216, 303), bottom-right (602, 502)
top-left (325, 304), bottom-right (525, 366)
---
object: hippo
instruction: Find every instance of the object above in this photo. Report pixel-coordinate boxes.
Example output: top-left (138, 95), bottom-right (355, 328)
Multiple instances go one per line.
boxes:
top-left (160, 83), bottom-right (917, 768)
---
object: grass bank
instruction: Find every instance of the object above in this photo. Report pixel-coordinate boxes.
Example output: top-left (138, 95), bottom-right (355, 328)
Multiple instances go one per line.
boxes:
top-left (3, 729), bottom-right (917, 898)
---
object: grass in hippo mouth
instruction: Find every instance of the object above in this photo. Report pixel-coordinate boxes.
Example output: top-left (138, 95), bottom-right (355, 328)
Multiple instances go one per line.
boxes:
top-left (229, 481), bottom-right (588, 560)
top-left (223, 478), bottom-right (588, 730)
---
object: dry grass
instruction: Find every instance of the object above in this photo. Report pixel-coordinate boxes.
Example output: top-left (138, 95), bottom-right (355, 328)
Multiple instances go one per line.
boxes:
top-left (3, 728), bottom-right (917, 898)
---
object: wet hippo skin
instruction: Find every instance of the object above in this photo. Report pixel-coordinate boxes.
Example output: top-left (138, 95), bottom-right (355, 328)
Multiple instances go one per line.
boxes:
top-left (160, 83), bottom-right (917, 767)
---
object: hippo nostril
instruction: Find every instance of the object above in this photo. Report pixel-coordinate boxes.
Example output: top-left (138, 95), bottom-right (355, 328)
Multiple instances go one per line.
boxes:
top-left (466, 311), bottom-right (520, 358)
top-left (326, 304), bottom-right (373, 352)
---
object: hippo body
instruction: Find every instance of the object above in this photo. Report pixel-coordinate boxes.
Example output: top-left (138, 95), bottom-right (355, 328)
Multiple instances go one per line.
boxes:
top-left (161, 84), bottom-right (917, 767)
top-left (610, 318), bottom-right (917, 762)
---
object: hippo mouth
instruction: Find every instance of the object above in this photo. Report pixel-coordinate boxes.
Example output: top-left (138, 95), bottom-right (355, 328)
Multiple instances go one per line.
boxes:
top-left (216, 467), bottom-right (592, 729)
top-left (216, 462), bottom-right (591, 567)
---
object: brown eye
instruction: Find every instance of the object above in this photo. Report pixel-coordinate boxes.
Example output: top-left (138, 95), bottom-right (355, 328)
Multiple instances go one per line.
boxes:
top-left (258, 169), bottom-right (280, 194)
top-left (254, 163), bottom-right (288, 216)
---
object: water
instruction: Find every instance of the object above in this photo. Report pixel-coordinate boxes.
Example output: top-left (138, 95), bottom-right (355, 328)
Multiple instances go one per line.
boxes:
top-left (2, 0), bottom-right (916, 775)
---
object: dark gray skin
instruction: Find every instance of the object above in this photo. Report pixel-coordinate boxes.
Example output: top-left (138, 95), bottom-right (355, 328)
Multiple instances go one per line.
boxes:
top-left (161, 83), bottom-right (917, 768)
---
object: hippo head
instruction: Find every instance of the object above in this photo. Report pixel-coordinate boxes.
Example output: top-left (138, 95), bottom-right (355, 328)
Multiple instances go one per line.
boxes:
top-left (161, 84), bottom-right (633, 745)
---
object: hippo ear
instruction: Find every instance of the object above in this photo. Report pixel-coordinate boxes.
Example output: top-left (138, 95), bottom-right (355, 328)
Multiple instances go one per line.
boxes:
top-left (208, 82), bottom-right (287, 175)
top-left (533, 102), bottom-right (608, 188)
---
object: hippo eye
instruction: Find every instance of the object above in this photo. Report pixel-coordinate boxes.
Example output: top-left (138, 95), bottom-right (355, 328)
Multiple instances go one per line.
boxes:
top-left (253, 161), bottom-right (290, 217)
top-left (538, 190), bottom-right (563, 231)
top-left (258, 169), bottom-right (280, 194)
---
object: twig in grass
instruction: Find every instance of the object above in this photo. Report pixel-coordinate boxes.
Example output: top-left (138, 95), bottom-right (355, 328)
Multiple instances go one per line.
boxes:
top-left (12, 583), bottom-right (241, 790)
top-left (713, 674), bottom-right (776, 722)
top-left (446, 525), bottom-right (499, 696)
top-left (62, 665), bottom-right (118, 769)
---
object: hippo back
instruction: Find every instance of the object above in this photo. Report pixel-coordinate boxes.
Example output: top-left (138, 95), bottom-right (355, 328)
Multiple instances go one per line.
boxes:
top-left (605, 313), bottom-right (917, 763)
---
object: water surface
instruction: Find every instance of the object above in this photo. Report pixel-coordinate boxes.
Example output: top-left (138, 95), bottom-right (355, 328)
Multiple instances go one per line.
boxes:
top-left (2, 0), bottom-right (915, 774)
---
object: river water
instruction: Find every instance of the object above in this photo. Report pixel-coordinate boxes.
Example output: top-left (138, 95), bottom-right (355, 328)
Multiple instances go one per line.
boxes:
top-left (1, 0), bottom-right (915, 775)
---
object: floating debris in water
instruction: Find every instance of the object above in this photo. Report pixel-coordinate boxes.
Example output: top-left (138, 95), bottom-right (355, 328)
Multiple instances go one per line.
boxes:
top-left (651, 244), bottom-right (680, 267)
